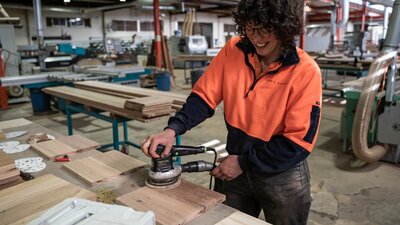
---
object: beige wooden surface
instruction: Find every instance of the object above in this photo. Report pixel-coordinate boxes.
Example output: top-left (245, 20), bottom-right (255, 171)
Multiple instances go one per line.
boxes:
top-left (125, 96), bottom-right (173, 109)
top-left (117, 179), bottom-right (225, 225)
top-left (96, 150), bottom-right (146, 174)
top-left (0, 174), bottom-right (96, 225)
top-left (57, 134), bottom-right (100, 152)
top-left (215, 211), bottom-right (272, 225)
top-left (0, 118), bottom-right (32, 130)
top-left (62, 157), bottom-right (121, 186)
top-left (0, 151), bottom-right (15, 173)
top-left (31, 139), bottom-right (77, 159)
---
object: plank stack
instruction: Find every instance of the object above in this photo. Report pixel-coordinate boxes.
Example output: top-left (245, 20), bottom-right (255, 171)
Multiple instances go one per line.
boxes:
top-left (0, 151), bottom-right (20, 186)
top-left (124, 96), bottom-right (174, 118)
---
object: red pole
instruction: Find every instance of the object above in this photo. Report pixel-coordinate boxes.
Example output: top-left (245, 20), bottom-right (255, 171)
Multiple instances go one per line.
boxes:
top-left (361, 1), bottom-right (367, 32)
top-left (153, 0), bottom-right (163, 68)
top-left (336, 6), bottom-right (342, 46)
top-left (0, 48), bottom-right (9, 110)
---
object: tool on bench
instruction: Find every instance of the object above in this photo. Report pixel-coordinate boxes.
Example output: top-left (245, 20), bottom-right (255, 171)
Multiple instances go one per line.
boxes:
top-left (146, 145), bottom-right (216, 189)
top-left (54, 155), bottom-right (71, 162)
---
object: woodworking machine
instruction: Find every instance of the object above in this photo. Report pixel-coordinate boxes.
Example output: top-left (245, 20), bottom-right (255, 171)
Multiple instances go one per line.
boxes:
top-left (146, 145), bottom-right (216, 189)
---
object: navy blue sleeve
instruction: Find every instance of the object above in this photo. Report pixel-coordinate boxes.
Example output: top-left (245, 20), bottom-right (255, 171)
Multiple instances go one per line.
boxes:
top-left (237, 135), bottom-right (310, 173)
top-left (165, 93), bottom-right (215, 135)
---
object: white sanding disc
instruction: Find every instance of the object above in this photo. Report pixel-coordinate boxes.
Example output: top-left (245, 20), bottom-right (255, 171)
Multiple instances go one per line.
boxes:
top-left (6, 131), bottom-right (28, 139)
top-left (15, 157), bottom-right (46, 173)
top-left (3, 144), bottom-right (31, 154)
top-left (0, 141), bottom-right (20, 150)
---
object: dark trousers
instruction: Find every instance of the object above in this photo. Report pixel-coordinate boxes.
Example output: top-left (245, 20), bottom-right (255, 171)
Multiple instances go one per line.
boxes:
top-left (215, 160), bottom-right (312, 225)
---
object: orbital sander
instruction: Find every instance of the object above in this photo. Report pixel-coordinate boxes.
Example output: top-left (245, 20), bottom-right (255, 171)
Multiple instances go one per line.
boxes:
top-left (146, 145), bottom-right (216, 188)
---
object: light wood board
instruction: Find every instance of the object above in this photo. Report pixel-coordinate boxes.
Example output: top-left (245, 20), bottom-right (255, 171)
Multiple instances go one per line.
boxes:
top-left (117, 180), bottom-right (225, 225)
top-left (31, 139), bottom-right (77, 159)
top-left (57, 134), bottom-right (100, 152)
top-left (0, 174), bottom-right (96, 225)
top-left (96, 150), bottom-right (146, 174)
top-left (62, 157), bottom-right (121, 186)
top-left (125, 96), bottom-right (173, 110)
top-left (0, 151), bottom-right (16, 173)
top-left (0, 118), bottom-right (32, 130)
top-left (0, 168), bottom-right (19, 181)
top-left (215, 211), bottom-right (272, 225)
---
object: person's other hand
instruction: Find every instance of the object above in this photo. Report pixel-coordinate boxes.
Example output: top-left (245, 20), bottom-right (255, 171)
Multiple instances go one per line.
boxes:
top-left (140, 128), bottom-right (176, 158)
top-left (211, 155), bottom-right (243, 181)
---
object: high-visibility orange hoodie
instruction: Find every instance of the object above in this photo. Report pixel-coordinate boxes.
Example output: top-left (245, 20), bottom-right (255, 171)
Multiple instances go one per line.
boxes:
top-left (167, 36), bottom-right (322, 173)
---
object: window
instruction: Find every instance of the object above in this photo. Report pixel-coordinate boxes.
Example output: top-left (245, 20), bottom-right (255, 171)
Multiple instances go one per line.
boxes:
top-left (46, 17), bottom-right (91, 28)
top-left (224, 24), bottom-right (236, 33)
top-left (111, 20), bottom-right (137, 31)
top-left (140, 21), bottom-right (164, 31)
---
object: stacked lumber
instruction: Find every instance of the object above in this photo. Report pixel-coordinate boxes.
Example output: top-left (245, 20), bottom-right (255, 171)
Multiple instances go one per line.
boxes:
top-left (43, 86), bottom-right (172, 122)
top-left (74, 81), bottom-right (187, 110)
top-left (0, 151), bottom-right (20, 186)
top-left (63, 150), bottom-right (146, 186)
top-left (124, 96), bottom-right (174, 118)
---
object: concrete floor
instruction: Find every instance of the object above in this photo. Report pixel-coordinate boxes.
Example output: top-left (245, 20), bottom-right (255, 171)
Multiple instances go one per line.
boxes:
top-left (1, 69), bottom-right (399, 225)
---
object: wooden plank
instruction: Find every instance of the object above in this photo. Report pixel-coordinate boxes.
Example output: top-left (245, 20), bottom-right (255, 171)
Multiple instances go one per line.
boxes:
top-left (117, 186), bottom-right (202, 225)
top-left (215, 211), bottom-right (272, 225)
top-left (0, 174), bottom-right (96, 225)
top-left (31, 139), bottom-right (77, 160)
top-left (124, 96), bottom-right (173, 111)
top-left (0, 118), bottom-right (32, 130)
top-left (116, 180), bottom-right (225, 225)
top-left (62, 157), bottom-right (121, 186)
top-left (56, 134), bottom-right (100, 152)
top-left (43, 86), bottom-right (170, 122)
top-left (95, 150), bottom-right (146, 174)
top-left (74, 81), bottom-right (187, 105)
top-left (0, 151), bottom-right (16, 173)
top-left (0, 168), bottom-right (19, 181)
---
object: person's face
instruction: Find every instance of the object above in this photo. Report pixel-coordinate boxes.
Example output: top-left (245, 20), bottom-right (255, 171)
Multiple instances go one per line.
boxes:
top-left (245, 24), bottom-right (281, 60)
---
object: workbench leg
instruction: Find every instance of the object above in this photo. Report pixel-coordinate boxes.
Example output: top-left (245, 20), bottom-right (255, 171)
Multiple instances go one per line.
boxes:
top-left (112, 120), bottom-right (120, 150)
top-left (66, 106), bottom-right (73, 136)
top-left (184, 61), bottom-right (188, 84)
top-left (123, 121), bottom-right (128, 143)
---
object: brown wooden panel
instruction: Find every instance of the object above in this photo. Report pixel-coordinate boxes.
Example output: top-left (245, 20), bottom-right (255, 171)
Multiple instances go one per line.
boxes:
top-left (117, 180), bottom-right (225, 225)
top-left (31, 139), bottom-right (77, 159)
top-left (96, 150), bottom-right (146, 175)
top-left (57, 134), bottom-right (100, 152)
top-left (62, 157), bottom-right (121, 186)
top-left (0, 151), bottom-right (16, 173)
top-left (0, 174), bottom-right (96, 225)
top-left (215, 211), bottom-right (272, 225)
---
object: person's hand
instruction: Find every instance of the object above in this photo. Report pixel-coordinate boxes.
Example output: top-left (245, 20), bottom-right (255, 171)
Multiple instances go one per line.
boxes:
top-left (211, 155), bottom-right (243, 181)
top-left (140, 128), bottom-right (176, 158)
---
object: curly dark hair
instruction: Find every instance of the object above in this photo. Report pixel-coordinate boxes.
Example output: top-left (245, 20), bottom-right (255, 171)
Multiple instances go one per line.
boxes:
top-left (233, 0), bottom-right (304, 51)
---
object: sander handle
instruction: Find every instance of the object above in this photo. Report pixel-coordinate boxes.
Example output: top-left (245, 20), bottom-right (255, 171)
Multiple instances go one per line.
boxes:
top-left (156, 145), bottom-right (210, 156)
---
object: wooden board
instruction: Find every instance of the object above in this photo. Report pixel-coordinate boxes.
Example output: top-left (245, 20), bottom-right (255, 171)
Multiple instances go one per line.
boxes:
top-left (0, 174), bottom-right (96, 225)
top-left (62, 157), bottom-right (121, 186)
top-left (57, 134), bottom-right (100, 152)
top-left (116, 180), bottom-right (225, 225)
top-left (0, 118), bottom-right (32, 130)
top-left (215, 211), bottom-right (272, 225)
top-left (124, 96), bottom-right (173, 111)
top-left (31, 139), bottom-right (77, 159)
top-left (0, 168), bottom-right (19, 181)
top-left (96, 150), bottom-right (146, 174)
top-left (0, 151), bottom-right (16, 173)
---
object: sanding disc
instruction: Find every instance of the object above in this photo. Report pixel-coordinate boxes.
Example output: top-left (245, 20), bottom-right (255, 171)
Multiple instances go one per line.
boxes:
top-left (15, 157), bottom-right (46, 173)
top-left (3, 144), bottom-right (30, 154)
top-left (0, 141), bottom-right (20, 150)
top-left (6, 131), bottom-right (28, 139)
top-left (145, 177), bottom-right (181, 189)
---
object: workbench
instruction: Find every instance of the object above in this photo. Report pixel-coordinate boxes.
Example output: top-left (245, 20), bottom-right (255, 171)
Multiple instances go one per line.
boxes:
top-left (0, 119), bottom-right (270, 225)
top-left (173, 55), bottom-right (214, 84)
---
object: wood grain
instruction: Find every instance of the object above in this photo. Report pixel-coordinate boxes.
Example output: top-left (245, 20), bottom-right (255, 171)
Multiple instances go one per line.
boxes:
top-left (0, 151), bottom-right (16, 173)
top-left (96, 150), bottom-right (146, 174)
top-left (57, 134), bottom-right (100, 152)
top-left (31, 139), bottom-right (77, 159)
top-left (117, 180), bottom-right (225, 225)
top-left (62, 157), bottom-right (121, 186)
top-left (0, 168), bottom-right (19, 181)
top-left (0, 118), bottom-right (32, 130)
top-left (0, 174), bottom-right (96, 225)
top-left (215, 211), bottom-right (272, 225)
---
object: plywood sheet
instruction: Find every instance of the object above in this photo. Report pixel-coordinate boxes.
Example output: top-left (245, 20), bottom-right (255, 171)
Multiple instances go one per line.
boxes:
top-left (62, 157), bottom-right (121, 186)
top-left (96, 150), bottom-right (146, 174)
top-left (0, 118), bottom-right (32, 130)
top-left (215, 211), bottom-right (272, 225)
top-left (0, 151), bottom-right (15, 173)
top-left (0, 174), bottom-right (96, 225)
top-left (57, 134), bottom-right (100, 152)
top-left (117, 180), bottom-right (225, 225)
top-left (31, 139), bottom-right (77, 159)
top-left (125, 96), bottom-right (173, 110)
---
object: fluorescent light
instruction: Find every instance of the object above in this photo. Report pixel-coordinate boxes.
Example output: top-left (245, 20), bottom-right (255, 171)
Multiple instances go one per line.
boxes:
top-left (64, 0), bottom-right (70, 3)
top-left (120, 0), bottom-right (126, 2)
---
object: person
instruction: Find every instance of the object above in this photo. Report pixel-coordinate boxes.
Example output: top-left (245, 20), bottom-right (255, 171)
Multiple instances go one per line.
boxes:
top-left (141, 0), bottom-right (322, 224)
